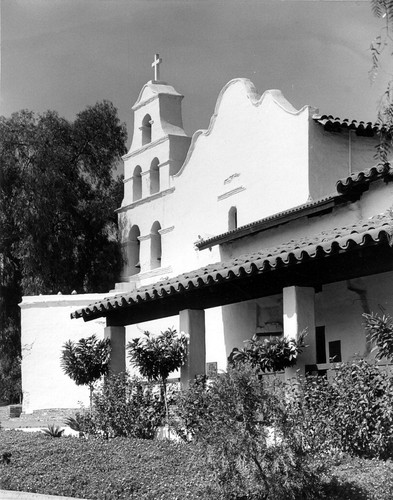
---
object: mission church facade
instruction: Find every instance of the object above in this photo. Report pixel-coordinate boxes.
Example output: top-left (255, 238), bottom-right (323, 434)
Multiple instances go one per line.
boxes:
top-left (21, 56), bottom-right (393, 412)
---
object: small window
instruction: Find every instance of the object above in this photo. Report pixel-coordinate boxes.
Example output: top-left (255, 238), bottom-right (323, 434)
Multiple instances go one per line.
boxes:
top-left (142, 114), bottom-right (152, 145)
top-left (228, 206), bottom-right (237, 231)
top-left (329, 340), bottom-right (342, 363)
top-left (133, 166), bottom-right (142, 201)
top-left (150, 158), bottom-right (160, 195)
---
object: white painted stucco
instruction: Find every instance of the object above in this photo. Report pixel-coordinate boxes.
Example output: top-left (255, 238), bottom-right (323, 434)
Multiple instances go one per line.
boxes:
top-left (20, 295), bottom-right (109, 413)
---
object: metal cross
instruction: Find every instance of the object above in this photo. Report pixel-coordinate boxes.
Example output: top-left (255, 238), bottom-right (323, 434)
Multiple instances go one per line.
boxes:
top-left (152, 53), bottom-right (162, 81)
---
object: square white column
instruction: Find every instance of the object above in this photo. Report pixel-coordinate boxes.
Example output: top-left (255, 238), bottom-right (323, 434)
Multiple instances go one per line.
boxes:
top-left (179, 309), bottom-right (206, 387)
top-left (283, 286), bottom-right (316, 378)
top-left (141, 170), bottom-right (151, 198)
top-left (137, 234), bottom-right (151, 273)
top-left (104, 326), bottom-right (126, 375)
top-left (159, 161), bottom-right (170, 191)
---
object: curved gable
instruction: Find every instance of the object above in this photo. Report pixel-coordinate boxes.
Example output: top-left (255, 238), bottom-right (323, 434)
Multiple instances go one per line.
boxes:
top-left (175, 78), bottom-right (310, 178)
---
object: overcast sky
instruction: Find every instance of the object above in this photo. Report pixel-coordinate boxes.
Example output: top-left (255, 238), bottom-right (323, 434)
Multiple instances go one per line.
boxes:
top-left (1, 0), bottom-right (391, 148)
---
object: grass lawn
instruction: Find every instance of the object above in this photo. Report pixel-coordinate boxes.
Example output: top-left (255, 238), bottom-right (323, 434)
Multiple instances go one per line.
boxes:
top-left (1, 430), bottom-right (393, 500)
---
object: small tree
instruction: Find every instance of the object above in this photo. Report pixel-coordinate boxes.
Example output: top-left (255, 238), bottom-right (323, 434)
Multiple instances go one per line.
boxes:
top-left (60, 334), bottom-right (111, 408)
top-left (127, 328), bottom-right (188, 423)
top-left (229, 332), bottom-right (306, 373)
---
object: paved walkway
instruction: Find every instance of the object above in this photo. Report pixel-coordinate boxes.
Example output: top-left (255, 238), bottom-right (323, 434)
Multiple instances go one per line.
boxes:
top-left (0, 491), bottom-right (87, 500)
top-left (2, 418), bottom-right (66, 430)
top-left (1, 407), bottom-right (75, 430)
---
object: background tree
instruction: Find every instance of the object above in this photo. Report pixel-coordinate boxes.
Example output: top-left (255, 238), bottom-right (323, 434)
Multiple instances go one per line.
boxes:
top-left (0, 101), bottom-right (127, 403)
top-left (370, 0), bottom-right (393, 163)
top-left (61, 335), bottom-right (111, 408)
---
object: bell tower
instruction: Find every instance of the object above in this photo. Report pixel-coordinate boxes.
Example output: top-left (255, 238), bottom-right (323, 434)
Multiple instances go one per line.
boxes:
top-left (122, 55), bottom-right (191, 205)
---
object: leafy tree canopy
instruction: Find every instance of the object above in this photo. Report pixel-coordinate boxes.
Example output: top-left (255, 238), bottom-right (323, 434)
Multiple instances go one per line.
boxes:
top-left (127, 329), bottom-right (188, 384)
top-left (0, 100), bottom-right (126, 403)
top-left (61, 334), bottom-right (111, 409)
top-left (370, 0), bottom-right (393, 163)
top-left (0, 100), bottom-right (127, 295)
top-left (229, 333), bottom-right (306, 373)
top-left (127, 329), bottom-right (188, 423)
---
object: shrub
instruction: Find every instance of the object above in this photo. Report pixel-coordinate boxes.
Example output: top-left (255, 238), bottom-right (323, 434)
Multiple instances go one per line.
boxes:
top-left (285, 359), bottom-right (393, 459)
top-left (330, 359), bottom-right (393, 458)
top-left (174, 363), bottom-right (324, 500)
top-left (364, 312), bottom-right (393, 361)
top-left (91, 372), bottom-right (165, 439)
top-left (64, 411), bottom-right (97, 438)
top-left (229, 332), bottom-right (306, 373)
top-left (281, 375), bottom-right (341, 456)
top-left (41, 425), bottom-right (65, 438)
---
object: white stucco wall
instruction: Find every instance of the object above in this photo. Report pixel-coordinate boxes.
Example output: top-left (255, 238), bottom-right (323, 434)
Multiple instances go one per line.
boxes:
top-left (120, 79), bottom-right (318, 286)
top-left (20, 294), bottom-right (110, 413)
top-left (120, 78), bottom-right (380, 290)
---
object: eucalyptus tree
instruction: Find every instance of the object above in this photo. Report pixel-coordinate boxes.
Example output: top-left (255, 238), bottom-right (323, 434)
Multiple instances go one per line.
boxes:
top-left (0, 100), bottom-right (127, 403)
top-left (370, 0), bottom-right (393, 163)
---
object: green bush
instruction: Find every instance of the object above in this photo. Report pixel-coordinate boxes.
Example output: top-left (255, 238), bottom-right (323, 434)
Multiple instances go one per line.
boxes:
top-left (331, 360), bottom-right (393, 458)
top-left (282, 375), bottom-right (341, 456)
top-left (229, 332), bottom-right (306, 373)
top-left (364, 312), bottom-right (393, 361)
top-left (285, 359), bottom-right (393, 459)
top-left (90, 372), bottom-right (165, 439)
top-left (64, 410), bottom-right (97, 438)
top-left (41, 424), bottom-right (65, 438)
top-left (174, 363), bottom-right (324, 500)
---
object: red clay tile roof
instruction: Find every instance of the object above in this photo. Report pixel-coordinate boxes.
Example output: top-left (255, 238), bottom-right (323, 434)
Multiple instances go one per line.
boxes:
top-left (313, 115), bottom-right (384, 136)
top-left (337, 164), bottom-right (393, 194)
top-left (71, 212), bottom-right (393, 321)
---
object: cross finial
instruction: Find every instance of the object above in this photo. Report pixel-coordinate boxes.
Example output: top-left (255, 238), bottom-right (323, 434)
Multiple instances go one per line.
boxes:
top-left (152, 53), bottom-right (162, 81)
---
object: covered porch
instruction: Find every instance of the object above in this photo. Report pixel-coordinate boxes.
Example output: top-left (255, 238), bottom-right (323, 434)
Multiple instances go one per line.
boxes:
top-left (72, 213), bottom-right (393, 382)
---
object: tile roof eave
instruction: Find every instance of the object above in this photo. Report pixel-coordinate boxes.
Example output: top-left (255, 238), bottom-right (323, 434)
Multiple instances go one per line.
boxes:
top-left (337, 164), bottom-right (393, 194)
top-left (71, 213), bottom-right (393, 322)
top-left (195, 195), bottom-right (339, 250)
top-left (312, 115), bottom-right (384, 136)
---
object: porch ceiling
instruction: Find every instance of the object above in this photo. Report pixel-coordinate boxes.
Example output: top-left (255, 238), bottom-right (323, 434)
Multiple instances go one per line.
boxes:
top-left (71, 213), bottom-right (393, 326)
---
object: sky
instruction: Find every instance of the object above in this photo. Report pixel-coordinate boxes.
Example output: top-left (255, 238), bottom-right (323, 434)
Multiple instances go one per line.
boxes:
top-left (1, 0), bottom-right (391, 149)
